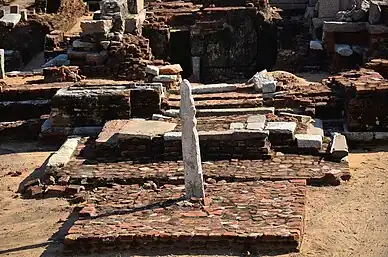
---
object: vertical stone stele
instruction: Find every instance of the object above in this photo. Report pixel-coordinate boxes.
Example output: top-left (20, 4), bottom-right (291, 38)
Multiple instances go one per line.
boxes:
top-left (180, 79), bottom-right (205, 199)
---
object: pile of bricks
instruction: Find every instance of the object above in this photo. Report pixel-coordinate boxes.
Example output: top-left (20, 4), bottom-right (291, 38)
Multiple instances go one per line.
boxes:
top-left (365, 59), bottom-right (388, 78)
top-left (43, 66), bottom-right (81, 82)
top-left (327, 69), bottom-right (388, 131)
top-left (70, 21), bottom-right (153, 81)
top-left (145, 64), bottom-right (183, 90)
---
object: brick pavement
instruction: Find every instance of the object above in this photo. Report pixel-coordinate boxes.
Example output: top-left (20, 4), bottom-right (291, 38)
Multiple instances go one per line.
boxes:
top-left (64, 180), bottom-right (306, 254)
top-left (57, 153), bottom-right (350, 187)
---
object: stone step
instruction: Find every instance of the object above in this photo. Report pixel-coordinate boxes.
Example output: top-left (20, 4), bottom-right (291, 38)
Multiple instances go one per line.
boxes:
top-left (56, 152), bottom-right (350, 187)
top-left (0, 99), bottom-right (51, 122)
top-left (0, 82), bottom-right (71, 101)
top-left (0, 116), bottom-right (47, 139)
top-left (167, 98), bottom-right (263, 109)
top-left (64, 181), bottom-right (306, 254)
top-left (164, 107), bottom-right (275, 117)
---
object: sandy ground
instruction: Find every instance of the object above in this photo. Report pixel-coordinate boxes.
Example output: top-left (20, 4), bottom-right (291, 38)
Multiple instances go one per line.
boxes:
top-left (0, 141), bottom-right (388, 257)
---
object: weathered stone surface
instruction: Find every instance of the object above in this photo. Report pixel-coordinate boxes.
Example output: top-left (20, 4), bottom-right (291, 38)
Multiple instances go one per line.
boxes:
top-left (344, 132), bottom-right (374, 142)
top-left (229, 122), bottom-right (245, 130)
top-left (165, 108), bottom-right (274, 118)
top-left (81, 20), bottom-right (113, 34)
top-left (247, 122), bottom-right (265, 130)
top-left (306, 119), bottom-right (323, 137)
top-left (0, 49), bottom-right (4, 79)
top-left (96, 119), bottom-right (176, 144)
top-left (159, 64), bottom-right (183, 75)
top-left (152, 114), bottom-right (173, 121)
top-left (374, 132), bottom-right (388, 140)
top-left (191, 84), bottom-right (237, 94)
top-left (330, 133), bottom-right (348, 161)
top-left (0, 14), bottom-right (21, 27)
top-left (145, 65), bottom-right (159, 76)
top-left (197, 107), bottom-right (274, 117)
top-left (266, 122), bottom-right (297, 135)
top-left (64, 181), bottom-right (306, 254)
top-left (153, 75), bottom-right (178, 82)
top-left (266, 122), bottom-right (297, 145)
top-left (248, 70), bottom-right (277, 93)
top-left (180, 79), bottom-right (204, 199)
top-left (295, 134), bottom-right (322, 149)
top-left (72, 40), bottom-right (94, 49)
top-left (247, 114), bottom-right (266, 124)
top-left (46, 137), bottom-right (81, 174)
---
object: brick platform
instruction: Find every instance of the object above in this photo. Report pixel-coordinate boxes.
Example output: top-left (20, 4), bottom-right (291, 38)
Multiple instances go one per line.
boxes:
top-left (64, 180), bottom-right (306, 254)
top-left (57, 153), bottom-right (350, 187)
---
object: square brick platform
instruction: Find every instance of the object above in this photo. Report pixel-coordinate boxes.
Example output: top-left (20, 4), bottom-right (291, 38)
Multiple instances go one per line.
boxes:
top-left (64, 180), bottom-right (306, 254)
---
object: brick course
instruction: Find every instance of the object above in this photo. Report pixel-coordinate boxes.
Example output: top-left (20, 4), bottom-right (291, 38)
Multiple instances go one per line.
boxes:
top-left (58, 152), bottom-right (350, 187)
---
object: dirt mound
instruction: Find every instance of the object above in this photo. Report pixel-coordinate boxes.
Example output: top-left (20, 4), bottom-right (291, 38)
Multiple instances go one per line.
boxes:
top-left (0, 0), bottom-right (86, 66)
top-left (269, 70), bottom-right (309, 85)
top-left (33, 0), bottom-right (88, 31)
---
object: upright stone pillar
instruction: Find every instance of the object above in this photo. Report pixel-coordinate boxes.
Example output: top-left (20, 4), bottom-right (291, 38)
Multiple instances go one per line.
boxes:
top-left (180, 79), bottom-right (205, 199)
top-left (0, 49), bottom-right (5, 79)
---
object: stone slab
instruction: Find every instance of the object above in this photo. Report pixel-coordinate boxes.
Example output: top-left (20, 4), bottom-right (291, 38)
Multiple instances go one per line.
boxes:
top-left (0, 14), bottom-right (21, 27)
top-left (295, 134), bottom-right (322, 149)
top-left (265, 122), bottom-right (297, 135)
top-left (330, 133), bottom-right (348, 161)
top-left (164, 107), bottom-right (274, 118)
top-left (164, 129), bottom-right (269, 141)
top-left (65, 181), bottom-right (306, 254)
top-left (145, 65), bottom-right (159, 76)
top-left (80, 20), bottom-right (113, 34)
top-left (45, 137), bottom-right (81, 174)
top-left (247, 114), bottom-right (266, 124)
top-left (229, 122), bottom-right (245, 130)
top-left (343, 131), bottom-right (374, 142)
top-left (96, 119), bottom-right (177, 144)
top-left (191, 84), bottom-right (238, 94)
top-left (306, 119), bottom-right (324, 137)
top-left (246, 122), bottom-right (265, 130)
top-left (153, 75), bottom-right (178, 82)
